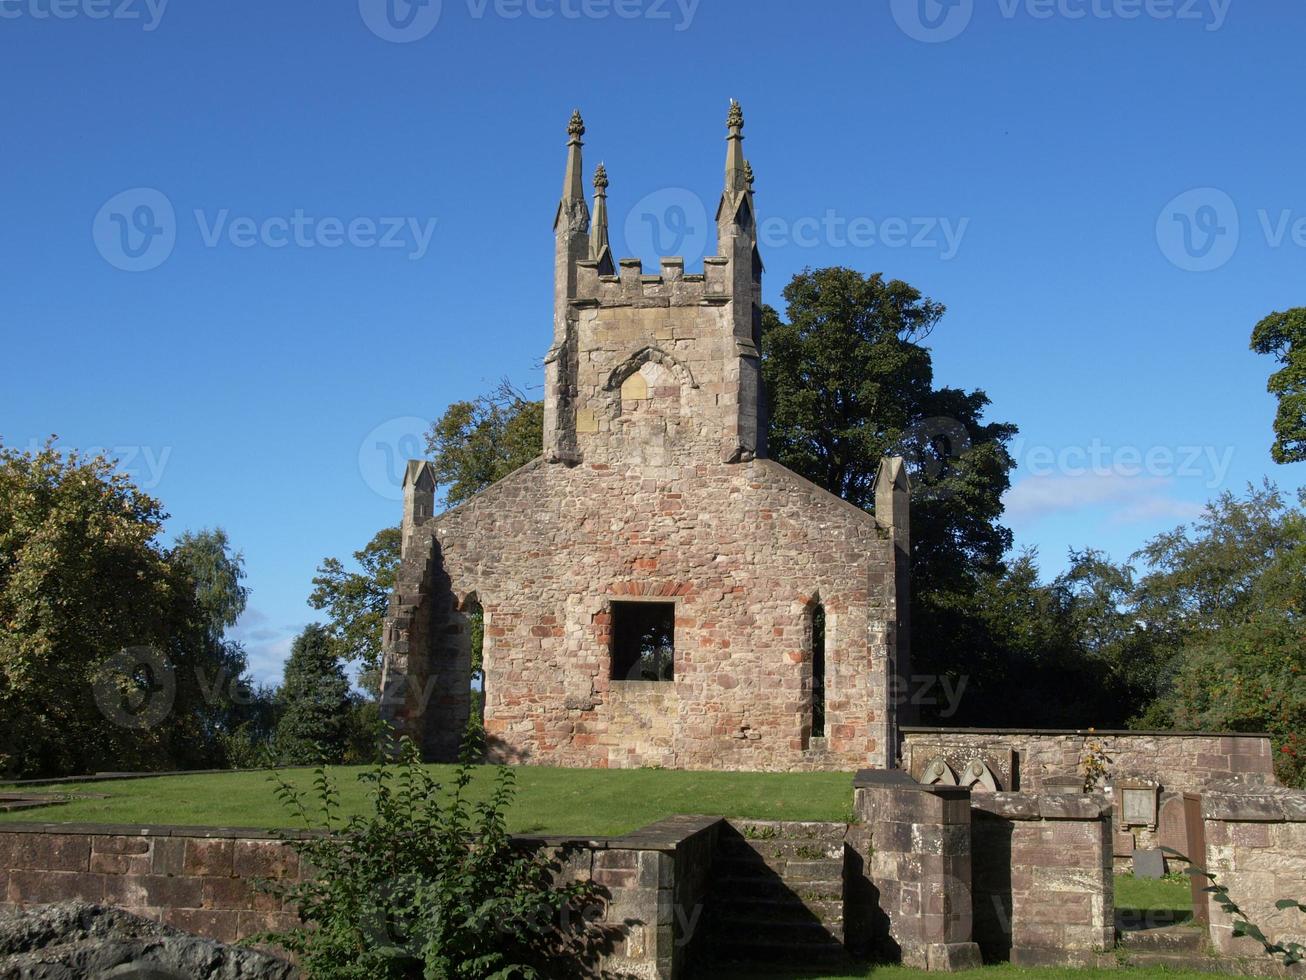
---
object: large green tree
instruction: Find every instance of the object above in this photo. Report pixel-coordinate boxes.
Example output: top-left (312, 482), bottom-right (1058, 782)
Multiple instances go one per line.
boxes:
top-left (274, 623), bottom-right (353, 766)
top-left (1251, 308), bottom-right (1306, 464)
top-left (1130, 483), bottom-right (1305, 785)
top-left (761, 267), bottom-right (1018, 714)
top-left (0, 441), bottom-right (257, 778)
top-left (310, 526), bottom-right (402, 694)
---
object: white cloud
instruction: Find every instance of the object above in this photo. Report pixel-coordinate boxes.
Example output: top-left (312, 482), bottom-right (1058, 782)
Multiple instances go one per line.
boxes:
top-left (1004, 473), bottom-right (1200, 528)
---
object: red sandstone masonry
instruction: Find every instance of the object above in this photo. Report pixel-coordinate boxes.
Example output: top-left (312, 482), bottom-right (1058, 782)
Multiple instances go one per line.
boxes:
top-left (0, 816), bottom-right (722, 979)
top-left (970, 794), bottom-right (1115, 967)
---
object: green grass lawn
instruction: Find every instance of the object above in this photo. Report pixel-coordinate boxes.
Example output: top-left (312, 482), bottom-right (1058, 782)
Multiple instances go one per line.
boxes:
top-left (0, 766), bottom-right (855, 836)
top-left (1114, 872), bottom-right (1194, 926)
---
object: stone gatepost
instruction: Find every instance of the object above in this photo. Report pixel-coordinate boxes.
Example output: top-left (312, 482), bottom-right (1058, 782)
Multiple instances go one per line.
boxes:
top-left (848, 770), bottom-right (982, 971)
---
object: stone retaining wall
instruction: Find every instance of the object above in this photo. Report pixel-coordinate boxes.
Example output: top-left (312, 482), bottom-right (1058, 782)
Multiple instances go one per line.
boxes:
top-left (902, 728), bottom-right (1275, 794)
top-left (970, 793), bottom-right (1115, 966)
top-left (1201, 786), bottom-right (1306, 959)
top-left (0, 816), bottom-right (722, 979)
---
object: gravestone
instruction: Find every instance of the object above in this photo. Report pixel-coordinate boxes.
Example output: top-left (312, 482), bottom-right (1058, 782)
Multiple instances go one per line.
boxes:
top-left (1157, 795), bottom-right (1188, 858)
top-left (1134, 847), bottom-right (1166, 879)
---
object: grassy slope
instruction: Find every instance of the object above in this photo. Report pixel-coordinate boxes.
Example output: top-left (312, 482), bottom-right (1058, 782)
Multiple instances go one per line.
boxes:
top-left (0, 766), bottom-right (855, 836)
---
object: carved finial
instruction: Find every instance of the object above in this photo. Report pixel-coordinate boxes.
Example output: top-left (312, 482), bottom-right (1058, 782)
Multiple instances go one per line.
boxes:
top-left (728, 99), bottom-right (744, 131)
top-left (594, 162), bottom-right (608, 192)
top-left (568, 109), bottom-right (586, 139)
top-left (745, 161), bottom-right (755, 189)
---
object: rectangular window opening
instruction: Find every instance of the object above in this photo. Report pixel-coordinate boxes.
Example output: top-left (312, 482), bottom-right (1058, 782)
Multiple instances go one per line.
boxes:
top-left (611, 601), bottom-right (675, 682)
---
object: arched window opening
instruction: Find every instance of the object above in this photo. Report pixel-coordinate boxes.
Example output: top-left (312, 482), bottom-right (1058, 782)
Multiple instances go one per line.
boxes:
top-left (811, 603), bottom-right (826, 740)
top-left (465, 597), bottom-right (485, 730)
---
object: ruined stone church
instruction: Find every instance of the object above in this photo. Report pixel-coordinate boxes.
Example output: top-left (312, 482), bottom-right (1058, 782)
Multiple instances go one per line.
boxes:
top-left (380, 105), bottom-right (911, 771)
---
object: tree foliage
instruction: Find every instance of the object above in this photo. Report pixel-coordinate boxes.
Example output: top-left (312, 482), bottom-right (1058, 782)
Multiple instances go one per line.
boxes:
top-left (310, 527), bottom-right (402, 694)
top-left (274, 624), bottom-right (353, 766)
top-left (1251, 308), bottom-right (1306, 464)
top-left (0, 441), bottom-right (260, 778)
top-left (424, 381), bottom-right (544, 508)
top-left (1131, 484), bottom-right (1305, 785)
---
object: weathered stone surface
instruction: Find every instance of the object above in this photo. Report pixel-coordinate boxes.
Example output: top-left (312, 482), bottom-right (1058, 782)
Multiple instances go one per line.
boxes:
top-left (1201, 788), bottom-right (1306, 959)
top-left (0, 901), bottom-right (295, 978)
top-left (903, 729), bottom-right (1275, 794)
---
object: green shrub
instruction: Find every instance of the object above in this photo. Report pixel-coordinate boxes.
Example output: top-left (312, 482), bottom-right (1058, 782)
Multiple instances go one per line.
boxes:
top-left (255, 726), bottom-right (600, 978)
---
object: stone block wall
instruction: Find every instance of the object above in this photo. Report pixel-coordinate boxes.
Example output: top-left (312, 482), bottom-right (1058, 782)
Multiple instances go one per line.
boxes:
top-left (903, 729), bottom-right (1275, 795)
top-left (385, 457), bottom-right (902, 773)
top-left (0, 824), bottom-right (301, 944)
top-left (1201, 786), bottom-right (1306, 959)
top-left (849, 770), bottom-right (982, 971)
top-left (0, 816), bottom-right (722, 979)
top-left (970, 794), bottom-right (1114, 966)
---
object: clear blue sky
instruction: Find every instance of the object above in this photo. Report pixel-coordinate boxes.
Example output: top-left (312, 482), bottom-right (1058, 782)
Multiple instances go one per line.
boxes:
top-left (2, 0), bottom-right (1302, 685)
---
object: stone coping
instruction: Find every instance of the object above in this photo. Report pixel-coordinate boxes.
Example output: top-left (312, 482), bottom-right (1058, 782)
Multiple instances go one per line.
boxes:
top-left (970, 792), bottom-right (1112, 821)
top-left (901, 726), bottom-right (1273, 739)
top-left (1202, 789), bottom-right (1306, 823)
top-left (0, 814), bottom-right (726, 852)
top-left (852, 768), bottom-right (969, 798)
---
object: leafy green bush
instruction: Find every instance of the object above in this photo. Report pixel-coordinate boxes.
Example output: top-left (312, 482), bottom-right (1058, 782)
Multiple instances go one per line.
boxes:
top-left (256, 727), bottom-right (600, 978)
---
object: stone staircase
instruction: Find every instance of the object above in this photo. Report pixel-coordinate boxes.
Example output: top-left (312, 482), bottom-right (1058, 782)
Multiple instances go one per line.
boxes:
top-left (1117, 916), bottom-right (1216, 972)
top-left (699, 820), bottom-right (850, 967)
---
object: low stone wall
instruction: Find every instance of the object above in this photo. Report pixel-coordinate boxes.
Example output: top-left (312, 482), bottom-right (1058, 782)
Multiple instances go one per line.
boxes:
top-left (0, 816), bottom-right (722, 979)
top-left (849, 770), bottom-right (982, 971)
top-left (1202, 786), bottom-right (1306, 960)
top-left (970, 794), bottom-right (1114, 966)
top-left (903, 728), bottom-right (1275, 794)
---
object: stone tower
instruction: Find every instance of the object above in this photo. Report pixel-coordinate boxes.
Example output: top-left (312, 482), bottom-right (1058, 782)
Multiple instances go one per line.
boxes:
top-left (543, 101), bottom-right (765, 468)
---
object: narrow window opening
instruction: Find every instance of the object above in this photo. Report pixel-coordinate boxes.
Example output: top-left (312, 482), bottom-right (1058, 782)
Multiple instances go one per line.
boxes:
top-left (811, 603), bottom-right (826, 739)
top-left (466, 598), bottom-right (485, 729)
top-left (611, 601), bottom-right (674, 681)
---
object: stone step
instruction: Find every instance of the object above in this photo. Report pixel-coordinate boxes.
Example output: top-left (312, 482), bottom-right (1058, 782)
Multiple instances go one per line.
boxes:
top-left (719, 836), bottom-right (846, 861)
top-left (726, 820), bottom-right (849, 845)
top-left (710, 895), bottom-right (844, 927)
top-left (1117, 923), bottom-right (1208, 954)
top-left (700, 940), bottom-right (853, 969)
top-left (710, 874), bottom-right (844, 903)
top-left (706, 915), bottom-right (844, 948)
top-left (1118, 952), bottom-right (1240, 975)
top-left (713, 852), bottom-right (845, 882)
